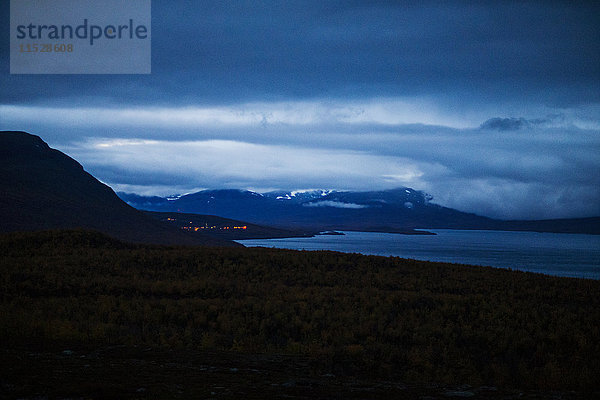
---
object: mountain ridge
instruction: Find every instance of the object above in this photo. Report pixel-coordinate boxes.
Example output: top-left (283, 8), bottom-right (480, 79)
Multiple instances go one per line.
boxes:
top-left (119, 188), bottom-right (600, 234)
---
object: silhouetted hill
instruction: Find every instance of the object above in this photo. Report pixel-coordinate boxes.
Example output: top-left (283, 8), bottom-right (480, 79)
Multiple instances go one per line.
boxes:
top-left (0, 131), bottom-right (237, 246)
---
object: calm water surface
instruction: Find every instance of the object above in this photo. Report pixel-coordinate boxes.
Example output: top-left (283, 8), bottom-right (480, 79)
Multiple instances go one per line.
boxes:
top-left (237, 230), bottom-right (600, 280)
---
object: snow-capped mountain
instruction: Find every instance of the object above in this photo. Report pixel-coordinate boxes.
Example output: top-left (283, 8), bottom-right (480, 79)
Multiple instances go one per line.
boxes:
top-left (263, 189), bottom-right (335, 203)
top-left (118, 187), bottom-right (494, 231)
top-left (117, 187), bottom-right (600, 234)
top-left (263, 188), bottom-right (432, 208)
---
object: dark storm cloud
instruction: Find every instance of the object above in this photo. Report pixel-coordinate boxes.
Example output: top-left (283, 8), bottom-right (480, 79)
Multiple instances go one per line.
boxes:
top-left (479, 117), bottom-right (551, 131)
top-left (1, 1), bottom-right (599, 106)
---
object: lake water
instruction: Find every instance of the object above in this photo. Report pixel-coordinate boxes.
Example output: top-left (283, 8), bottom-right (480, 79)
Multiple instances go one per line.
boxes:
top-left (237, 230), bottom-right (600, 280)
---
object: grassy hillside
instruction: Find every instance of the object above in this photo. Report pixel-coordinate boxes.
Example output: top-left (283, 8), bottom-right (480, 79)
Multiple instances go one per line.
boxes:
top-left (1, 230), bottom-right (599, 398)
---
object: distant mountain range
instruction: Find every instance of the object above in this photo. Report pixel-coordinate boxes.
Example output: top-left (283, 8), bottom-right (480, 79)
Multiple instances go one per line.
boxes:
top-left (119, 188), bottom-right (600, 235)
top-left (1, 131), bottom-right (596, 242)
top-left (0, 131), bottom-right (238, 246)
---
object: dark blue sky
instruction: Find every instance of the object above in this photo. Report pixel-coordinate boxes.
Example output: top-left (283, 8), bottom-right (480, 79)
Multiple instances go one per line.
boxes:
top-left (1, 1), bottom-right (599, 219)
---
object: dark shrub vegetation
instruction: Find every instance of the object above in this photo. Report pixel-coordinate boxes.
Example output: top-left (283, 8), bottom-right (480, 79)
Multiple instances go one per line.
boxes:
top-left (1, 230), bottom-right (598, 391)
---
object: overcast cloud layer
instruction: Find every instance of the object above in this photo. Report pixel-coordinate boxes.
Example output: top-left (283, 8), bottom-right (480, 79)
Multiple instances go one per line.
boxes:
top-left (1, 1), bottom-right (599, 219)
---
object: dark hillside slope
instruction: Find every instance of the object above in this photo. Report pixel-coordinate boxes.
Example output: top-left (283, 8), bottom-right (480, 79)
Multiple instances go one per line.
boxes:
top-left (0, 131), bottom-right (235, 246)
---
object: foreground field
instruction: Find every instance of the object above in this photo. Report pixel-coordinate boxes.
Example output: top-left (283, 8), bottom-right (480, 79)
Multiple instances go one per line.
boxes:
top-left (1, 230), bottom-right (599, 399)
